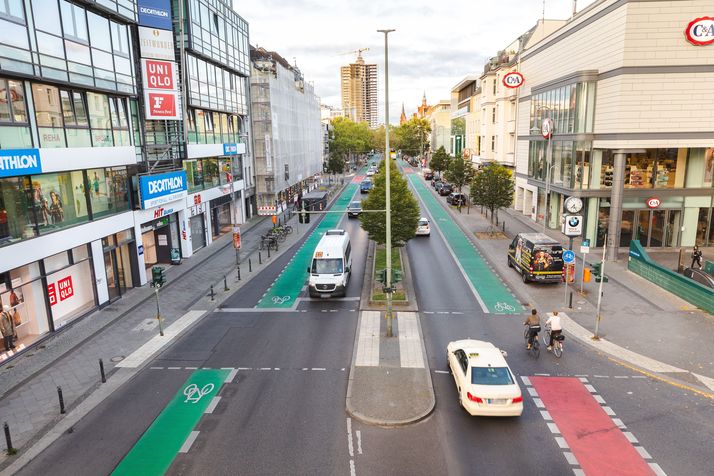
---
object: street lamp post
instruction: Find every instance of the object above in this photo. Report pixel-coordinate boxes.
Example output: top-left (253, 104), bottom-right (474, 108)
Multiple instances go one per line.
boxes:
top-left (378, 28), bottom-right (395, 338)
top-left (540, 117), bottom-right (554, 233)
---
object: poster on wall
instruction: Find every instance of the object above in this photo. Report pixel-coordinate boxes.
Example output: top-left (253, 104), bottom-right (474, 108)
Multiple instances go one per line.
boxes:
top-left (144, 91), bottom-right (181, 120)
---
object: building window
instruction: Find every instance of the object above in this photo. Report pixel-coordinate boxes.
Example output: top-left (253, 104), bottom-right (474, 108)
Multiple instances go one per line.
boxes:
top-left (492, 107), bottom-right (496, 124)
top-left (491, 136), bottom-right (495, 152)
top-left (32, 83), bottom-right (66, 147)
top-left (0, 0), bottom-right (26, 22)
top-left (0, 78), bottom-right (32, 148)
top-left (492, 78), bottom-right (496, 95)
top-left (86, 166), bottom-right (129, 219)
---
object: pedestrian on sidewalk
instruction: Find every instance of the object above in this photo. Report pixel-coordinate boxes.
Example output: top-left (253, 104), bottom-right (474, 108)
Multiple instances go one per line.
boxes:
top-left (691, 246), bottom-right (703, 269)
top-left (1, 304), bottom-right (17, 351)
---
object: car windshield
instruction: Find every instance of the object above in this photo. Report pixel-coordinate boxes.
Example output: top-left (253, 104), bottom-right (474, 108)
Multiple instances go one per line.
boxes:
top-left (311, 258), bottom-right (343, 274)
top-left (349, 201), bottom-right (361, 208)
top-left (471, 366), bottom-right (514, 385)
top-left (418, 220), bottom-right (428, 226)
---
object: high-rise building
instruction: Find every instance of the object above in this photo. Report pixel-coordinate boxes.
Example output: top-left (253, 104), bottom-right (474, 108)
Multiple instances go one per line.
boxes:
top-left (340, 53), bottom-right (377, 128)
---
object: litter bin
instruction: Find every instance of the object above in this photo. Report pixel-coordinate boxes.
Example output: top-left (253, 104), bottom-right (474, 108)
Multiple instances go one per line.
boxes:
top-left (170, 247), bottom-right (182, 265)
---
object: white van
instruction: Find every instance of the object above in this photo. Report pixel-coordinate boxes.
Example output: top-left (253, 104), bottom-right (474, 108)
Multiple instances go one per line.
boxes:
top-left (307, 229), bottom-right (352, 298)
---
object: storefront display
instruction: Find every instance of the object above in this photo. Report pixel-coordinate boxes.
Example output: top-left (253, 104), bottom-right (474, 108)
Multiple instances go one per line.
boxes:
top-left (141, 214), bottom-right (181, 276)
top-left (190, 213), bottom-right (206, 251)
top-left (210, 195), bottom-right (232, 239)
top-left (102, 229), bottom-right (136, 301)
top-left (47, 259), bottom-right (95, 328)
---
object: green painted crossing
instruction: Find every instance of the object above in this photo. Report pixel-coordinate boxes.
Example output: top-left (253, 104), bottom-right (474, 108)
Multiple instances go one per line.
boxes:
top-left (112, 369), bottom-right (229, 476)
top-left (408, 174), bottom-right (522, 314)
top-left (256, 181), bottom-right (359, 308)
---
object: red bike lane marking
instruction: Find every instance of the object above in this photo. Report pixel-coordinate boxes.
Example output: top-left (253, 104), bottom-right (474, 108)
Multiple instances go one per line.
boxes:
top-left (352, 175), bottom-right (365, 183)
top-left (530, 376), bottom-right (654, 476)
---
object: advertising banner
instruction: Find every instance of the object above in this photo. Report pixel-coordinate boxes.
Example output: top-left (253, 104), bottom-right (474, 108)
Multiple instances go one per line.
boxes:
top-left (144, 91), bottom-right (180, 120)
top-left (137, 0), bottom-right (172, 30)
top-left (141, 59), bottom-right (176, 90)
top-left (139, 170), bottom-right (188, 209)
top-left (138, 27), bottom-right (175, 60)
top-left (0, 148), bottom-right (42, 178)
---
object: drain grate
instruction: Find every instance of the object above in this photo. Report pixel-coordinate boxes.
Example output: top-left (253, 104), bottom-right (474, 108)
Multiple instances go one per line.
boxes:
top-left (110, 355), bottom-right (125, 362)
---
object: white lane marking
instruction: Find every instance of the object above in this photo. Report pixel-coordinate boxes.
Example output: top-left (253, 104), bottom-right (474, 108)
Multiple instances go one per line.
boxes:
top-left (260, 367), bottom-right (271, 371)
top-left (117, 310), bottom-right (206, 368)
top-left (423, 311), bottom-right (434, 314)
top-left (434, 370), bottom-right (450, 374)
top-left (312, 368), bottom-right (326, 371)
top-left (150, 367), bottom-right (164, 370)
top-left (527, 387), bottom-right (539, 397)
top-left (602, 406), bottom-right (616, 416)
top-left (225, 369), bottom-right (239, 383)
top-left (346, 418), bottom-right (354, 457)
top-left (593, 395), bottom-right (606, 404)
top-left (220, 367), bottom-right (233, 370)
top-left (397, 312), bottom-right (425, 368)
top-left (649, 463), bottom-right (667, 476)
top-left (451, 311), bottom-right (464, 315)
top-left (179, 431), bottom-right (200, 453)
top-left (533, 398), bottom-right (544, 408)
top-left (274, 368), bottom-right (280, 370)
top-left (350, 460), bottom-right (356, 476)
top-left (355, 311), bottom-right (381, 367)
top-left (534, 373), bottom-right (550, 376)
top-left (622, 432), bottom-right (639, 444)
top-left (594, 375), bottom-right (609, 378)
top-left (563, 452), bottom-right (579, 466)
top-left (167, 367), bottom-right (181, 370)
top-left (614, 375), bottom-right (629, 379)
top-left (547, 422), bottom-right (560, 434)
top-left (612, 418), bottom-right (626, 429)
top-left (636, 446), bottom-right (652, 459)
top-left (573, 469), bottom-right (586, 476)
top-left (356, 430), bottom-right (363, 455)
top-left (555, 437), bottom-right (569, 449)
top-left (186, 367), bottom-right (198, 370)
top-left (693, 373), bottom-right (714, 391)
top-left (520, 376), bottom-right (531, 386)
top-left (584, 384), bottom-right (596, 393)
top-left (205, 396), bottom-right (221, 414)
top-left (238, 367), bottom-right (252, 370)
top-left (540, 410), bottom-right (552, 420)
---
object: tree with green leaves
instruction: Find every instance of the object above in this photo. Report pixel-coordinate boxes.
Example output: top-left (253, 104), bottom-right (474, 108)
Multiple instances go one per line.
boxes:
top-left (325, 154), bottom-right (345, 175)
top-left (444, 154), bottom-right (476, 193)
top-left (469, 163), bottom-right (515, 224)
top-left (360, 160), bottom-right (420, 246)
top-left (429, 146), bottom-right (451, 177)
top-left (392, 117), bottom-right (431, 158)
top-left (329, 117), bottom-right (373, 168)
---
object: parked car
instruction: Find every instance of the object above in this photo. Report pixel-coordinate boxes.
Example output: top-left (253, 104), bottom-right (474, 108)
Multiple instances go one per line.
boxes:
top-left (439, 183), bottom-right (453, 196)
top-left (347, 201), bottom-right (362, 218)
top-left (423, 168), bottom-right (433, 180)
top-left (431, 177), bottom-right (443, 187)
top-left (360, 179), bottom-right (373, 193)
top-left (434, 181), bottom-right (445, 193)
top-left (507, 233), bottom-right (564, 283)
top-left (416, 217), bottom-right (430, 236)
top-left (447, 339), bottom-right (523, 417)
top-left (447, 192), bottom-right (468, 206)
top-left (683, 267), bottom-right (714, 289)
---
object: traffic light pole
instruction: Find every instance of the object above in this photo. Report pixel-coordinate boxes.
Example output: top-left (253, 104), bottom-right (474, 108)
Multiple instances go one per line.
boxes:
top-left (593, 236), bottom-right (607, 340)
top-left (155, 286), bottom-right (164, 337)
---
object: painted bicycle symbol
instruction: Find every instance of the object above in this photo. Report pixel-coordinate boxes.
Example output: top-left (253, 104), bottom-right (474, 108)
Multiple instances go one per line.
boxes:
top-left (494, 302), bottom-right (516, 312)
top-left (271, 296), bottom-right (291, 305)
top-left (183, 383), bottom-right (215, 404)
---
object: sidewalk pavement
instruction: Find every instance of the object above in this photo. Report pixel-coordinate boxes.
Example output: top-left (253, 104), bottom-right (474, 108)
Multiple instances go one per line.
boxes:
top-left (0, 190), bottom-right (337, 469)
top-left (424, 179), bottom-right (714, 394)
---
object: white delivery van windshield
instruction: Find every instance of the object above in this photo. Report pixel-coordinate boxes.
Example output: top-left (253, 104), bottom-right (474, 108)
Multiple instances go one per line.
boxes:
top-left (312, 258), bottom-right (343, 274)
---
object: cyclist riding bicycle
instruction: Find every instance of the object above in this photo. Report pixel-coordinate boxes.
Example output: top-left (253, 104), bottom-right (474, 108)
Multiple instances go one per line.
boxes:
top-left (524, 308), bottom-right (541, 350)
top-left (545, 311), bottom-right (563, 350)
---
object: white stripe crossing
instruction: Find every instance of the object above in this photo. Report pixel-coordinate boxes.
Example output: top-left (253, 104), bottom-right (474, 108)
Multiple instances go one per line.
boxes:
top-left (397, 312), bottom-right (425, 368)
top-left (117, 310), bottom-right (206, 368)
top-left (225, 368), bottom-right (239, 383)
top-left (179, 431), bottom-right (200, 453)
top-left (355, 311), bottom-right (381, 367)
top-left (205, 396), bottom-right (221, 414)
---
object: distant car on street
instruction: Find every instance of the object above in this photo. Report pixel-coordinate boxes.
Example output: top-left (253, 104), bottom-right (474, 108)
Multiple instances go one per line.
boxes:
top-left (683, 267), bottom-right (714, 289)
top-left (360, 179), bottom-right (373, 193)
top-left (439, 183), bottom-right (453, 196)
top-left (347, 201), bottom-right (362, 218)
top-left (423, 168), bottom-right (433, 180)
top-left (447, 339), bottom-right (523, 417)
top-left (447, 192), bottom-right (468, 206)
top-left (416, 217), bottom-right (430, 236)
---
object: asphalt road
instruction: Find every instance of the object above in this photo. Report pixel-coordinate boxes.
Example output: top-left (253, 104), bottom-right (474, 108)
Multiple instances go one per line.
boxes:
top-left (15, 177), bottom-right (714, 476)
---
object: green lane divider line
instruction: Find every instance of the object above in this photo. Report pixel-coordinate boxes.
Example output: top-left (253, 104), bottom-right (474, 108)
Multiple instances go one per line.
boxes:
top-left (256, 181), bottom-right (359, 308)
top-left (408, 174), bottom-right (522, 315)
top-left (112, 369), bottom-right (229, 476)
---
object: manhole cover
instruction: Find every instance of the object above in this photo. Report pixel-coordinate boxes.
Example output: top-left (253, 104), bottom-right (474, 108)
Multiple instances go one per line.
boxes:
top-left (110, 356), bottom-right (125, 362)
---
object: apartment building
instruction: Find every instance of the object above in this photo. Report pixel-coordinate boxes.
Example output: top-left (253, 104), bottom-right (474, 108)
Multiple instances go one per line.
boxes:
top-left (426, 100), bottom-right (452, 155)
top-left (450, 75), bottom-right (480, 162)
top-left (0, 0), bottom-right (251, 361)
top-left (514, 0), bottom-right (714, 258)
top-left (340, 52), bottom-right (378, 128)
top-left (250, 47), bottom-right (322, 216)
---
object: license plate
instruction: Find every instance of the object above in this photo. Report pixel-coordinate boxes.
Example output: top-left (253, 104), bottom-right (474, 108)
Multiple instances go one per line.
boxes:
top-left (321, 294), bottom-right (330, 298)
top-left (488, 399), bottom-right (507, 404)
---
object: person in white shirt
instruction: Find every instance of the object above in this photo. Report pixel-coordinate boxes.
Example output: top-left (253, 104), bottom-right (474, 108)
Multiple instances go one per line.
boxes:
top-left (545, 311), bottom-right (562, 350)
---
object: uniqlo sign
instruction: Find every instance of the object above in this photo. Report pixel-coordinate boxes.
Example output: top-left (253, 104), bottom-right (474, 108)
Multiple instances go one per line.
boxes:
top-left (145, 91), bottom-right (179, 119)
top-left (48, 276), bottom-right (74, 306)
top-left (142, 59), bottom-right (176, 90)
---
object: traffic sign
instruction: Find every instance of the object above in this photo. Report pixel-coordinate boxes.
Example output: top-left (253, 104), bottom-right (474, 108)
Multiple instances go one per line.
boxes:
top-left (563, 215), bottom-right (583, 236)
top-left (563, 250), bottom-right (575, 264)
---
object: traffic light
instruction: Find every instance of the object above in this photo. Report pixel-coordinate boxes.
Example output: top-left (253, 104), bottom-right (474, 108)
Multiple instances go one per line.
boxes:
top-left (591, 262), bottom-right (608, 283)
top-left (151, 266), bottom-right (166, 288)
top-left (392, 269), bottom-right (403, 284)
top-left (376, 269), bottom-right (387, 285)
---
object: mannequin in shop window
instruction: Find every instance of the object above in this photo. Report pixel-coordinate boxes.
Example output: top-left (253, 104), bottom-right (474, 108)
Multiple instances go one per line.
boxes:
top-left (49, 191), bottom-right (64, 224)
top-left (1, 305), bottom-right (16, 351)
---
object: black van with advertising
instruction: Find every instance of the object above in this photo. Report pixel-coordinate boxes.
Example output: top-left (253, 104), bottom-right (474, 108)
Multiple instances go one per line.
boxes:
top-left (507, 233), bottom-right (564, 283)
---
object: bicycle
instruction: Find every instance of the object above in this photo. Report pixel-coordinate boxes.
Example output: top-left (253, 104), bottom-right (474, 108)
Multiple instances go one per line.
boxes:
top-left (524, 325), bottom-right (541, 358)
top-left (544, 326), bottom-right (564, 358)
top-left (259, 234), bottom-right (278, 251)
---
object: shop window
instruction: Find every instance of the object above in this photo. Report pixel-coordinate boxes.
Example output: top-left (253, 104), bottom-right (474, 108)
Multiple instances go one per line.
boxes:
top-left (87, 92), bottom-right (112, 146)
top-left (87, 166), bottom-right (129, 218)
top-left (44, 250), bottom-right (70, 273)
top-left (654, 148), bottom-right (678, 188)
top-left (60, 89), bottom-right (91, 147)
top-left (596, 204), bottom-right (609, 248)
top-left (561, 141), bottom-right (574, 188)
top-left (575, 141), bottom-right (591, 190)
top-left (184, 159), bottom-right (203, 192)
top-left (195, 108), bottom-right (206, 144)
top-left (600, 150), bottom-right (614, 189)
top-left (47, 259), bottom-right (95, 328)
top-left (32, 83), bottom-right (67, 148)
top-left (205, 111), bottom-right (215, 143)
top-left (203, 158), bottom-right (220, 188)
top-left (0, 176), bottom-right (35, 246)
top-left (0, 78), bottom-right (32, 149)
top-left (109, 97), bottom-right (129, 145)
top-left (72, 244), bottom-right (89, 261)
top-left (187, 108), bottom-right (197, 143)
top-left (30, 171), bottom-right (89, 234)
top-left (705, 148), bottom-right (714, 188)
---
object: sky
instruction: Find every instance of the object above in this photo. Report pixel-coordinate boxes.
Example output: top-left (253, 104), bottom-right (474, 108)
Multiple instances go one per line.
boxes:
top-left (233, 0), bottom-right (597, 124)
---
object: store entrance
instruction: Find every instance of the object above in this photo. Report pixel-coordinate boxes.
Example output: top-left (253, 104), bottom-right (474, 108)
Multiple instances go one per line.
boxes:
top-left (622, 209), bottom-right (681, 248)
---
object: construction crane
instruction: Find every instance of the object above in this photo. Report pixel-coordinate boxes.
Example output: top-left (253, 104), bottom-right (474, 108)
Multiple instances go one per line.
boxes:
top-left (337, 48), bottom-right (369, 60)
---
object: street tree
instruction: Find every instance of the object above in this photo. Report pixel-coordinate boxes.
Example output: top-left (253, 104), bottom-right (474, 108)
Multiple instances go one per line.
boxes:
top-left (329, 117), bottom-right (373, 168)
top-left (392, 117), bottom-right (431, 158)
top-left (469, 163), bottom-right (515, 225)
top-left (444, 154), bottom-right (476, 193)
top-left (360, 160), bottom-right (420, 246)
top-left (429, 146), bottom-right (451, 177)
top-left (325, 154), bottom-right (345, 175)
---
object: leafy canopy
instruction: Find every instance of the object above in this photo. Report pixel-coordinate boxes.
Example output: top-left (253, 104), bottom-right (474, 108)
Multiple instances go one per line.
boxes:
top-left (444, 154), bottom-right (476, 192)
top-left (469, 163), bottom-right (515, 222)
top-left (360, 160), bottom-right (420, 246)
top-left (392, 117), bottom-right (431, 156)
top-left (429, 146), bottom-right (451, 174)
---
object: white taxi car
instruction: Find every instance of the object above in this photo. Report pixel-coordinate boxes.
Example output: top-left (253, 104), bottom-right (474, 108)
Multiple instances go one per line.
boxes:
top-left (446, 339), bottom-right (523, 417)
top-left (416, 217), bottom-right (430, 236)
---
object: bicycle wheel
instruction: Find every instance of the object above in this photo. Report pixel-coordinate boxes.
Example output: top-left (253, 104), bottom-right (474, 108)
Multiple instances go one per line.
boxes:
top-left (277, 233), bottom-right (286, 243)
top-left (284, 225), bottom-right (293, 234)
top-left (524, 326), bottom-right (530, 341)
top-left (532, 339), bottom-right (540, 358)
top-left (258, 239), bottom-right (264, 251)
top-left (553, 340), bottom-right (563, 358)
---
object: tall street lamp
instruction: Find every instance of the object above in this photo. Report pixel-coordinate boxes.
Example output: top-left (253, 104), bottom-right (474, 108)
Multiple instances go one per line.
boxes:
top-left (540, 116), bottom-right (554, 234)
top-left (378, 28), bottom-right (395, 338)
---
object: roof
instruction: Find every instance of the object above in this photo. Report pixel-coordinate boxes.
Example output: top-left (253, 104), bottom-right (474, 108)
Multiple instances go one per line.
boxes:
top-left (518, 233), bottom-right (562, 245)
top-left (451, 340), bottom-right (507, 365)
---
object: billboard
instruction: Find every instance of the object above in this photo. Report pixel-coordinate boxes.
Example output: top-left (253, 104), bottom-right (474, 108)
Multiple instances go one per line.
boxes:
top-left (137, 0), bottom-right (172, 30)
top-left (139, 170), bottom-right (188, 209)
top-left (138, 27), bottom-right (175, 60)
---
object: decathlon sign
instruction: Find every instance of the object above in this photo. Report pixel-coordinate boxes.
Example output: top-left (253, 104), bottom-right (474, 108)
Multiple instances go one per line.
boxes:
top-left (502, 72), bottom-right (525, 89)
top-left (0, 149), bottom-right (42, 178)
top-left (685, 17), bottom-right (714, 46)
top-left (139, 170), bottom-right (187, 209)
top-left (138, 0), bottom-right (172, 30)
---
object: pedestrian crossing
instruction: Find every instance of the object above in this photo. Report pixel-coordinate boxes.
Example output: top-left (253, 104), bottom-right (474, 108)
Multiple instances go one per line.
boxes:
top-left (354, 311), bottom-right (425, 369)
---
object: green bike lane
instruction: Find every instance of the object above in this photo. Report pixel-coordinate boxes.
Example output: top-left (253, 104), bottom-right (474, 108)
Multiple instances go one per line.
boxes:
top-left (407, 173), bottom-right (523, 314)
top-left (112, 369), bottom-right (229, 475)
top-left (255, 180), bottom-right (359, 308)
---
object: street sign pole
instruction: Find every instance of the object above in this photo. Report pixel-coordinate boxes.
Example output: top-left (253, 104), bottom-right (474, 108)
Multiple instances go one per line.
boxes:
top-left (593, 236), bottom-right (607, 340)
top-left (580, 239), bottom-right (590, 294)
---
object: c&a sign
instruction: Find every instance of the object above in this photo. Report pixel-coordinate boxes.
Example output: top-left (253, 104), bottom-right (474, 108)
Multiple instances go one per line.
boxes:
top-left (139, 170), bottom-right (187, 209)
top-left (685, 17), bottom-right (714, 46)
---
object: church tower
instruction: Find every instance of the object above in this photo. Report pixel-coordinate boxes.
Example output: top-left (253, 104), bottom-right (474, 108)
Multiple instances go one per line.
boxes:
top-left (400, 103), bottom-right (407, 124)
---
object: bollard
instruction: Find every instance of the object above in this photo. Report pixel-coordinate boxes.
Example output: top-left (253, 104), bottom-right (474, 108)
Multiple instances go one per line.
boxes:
top-left (502, 221), bottom-right (506, 233)
top-left (4, 422), bottom-right (15, 455)
top-left (569, 291), bottom-right (574, 309)
top-left (259, 252), bottom-right (262, 264)
top-left (224, 275), bottom-right (229, 291)
top-left (209, 284), bottom-right (215, 301)
top-left (278, 218), bottom-right (282, 227)
top-left (99, 358), bottom-right (106, 383)
top-left (267, 245), bottom-right (271, 258)
top-left (249, 258), bottom-right (252, 272)
top-left (57, 386), bottom-right (65, 414)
